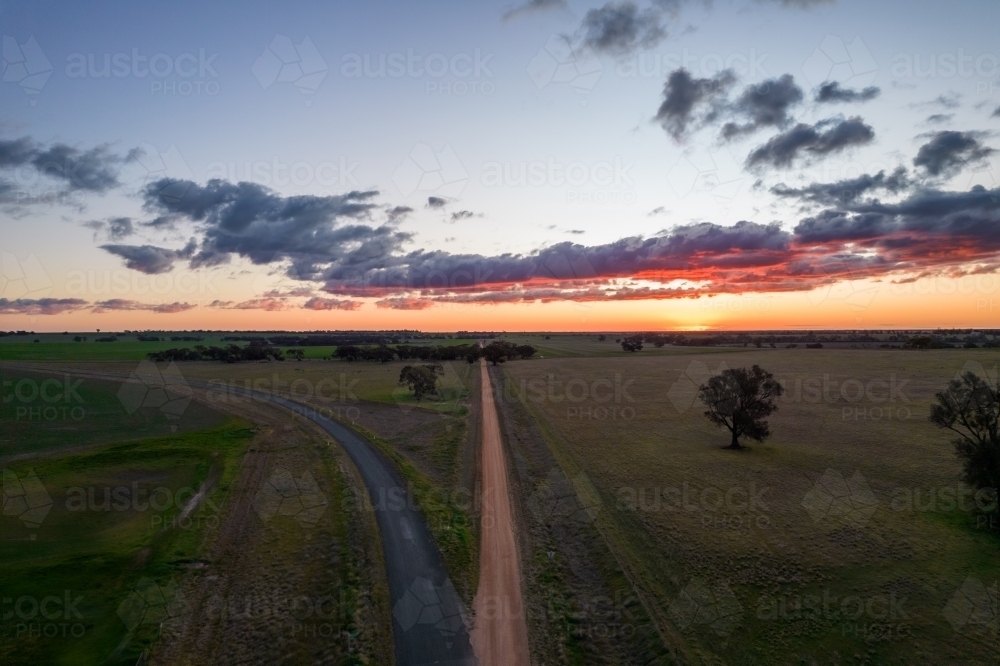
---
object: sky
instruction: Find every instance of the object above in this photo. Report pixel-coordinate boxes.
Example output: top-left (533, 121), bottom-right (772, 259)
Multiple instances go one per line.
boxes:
top-left (1, 0), bottom-right (999, 332)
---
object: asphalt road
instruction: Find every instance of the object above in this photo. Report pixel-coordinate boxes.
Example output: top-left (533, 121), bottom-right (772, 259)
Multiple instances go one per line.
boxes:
top-left (237, 391), bottom-right (479, 666)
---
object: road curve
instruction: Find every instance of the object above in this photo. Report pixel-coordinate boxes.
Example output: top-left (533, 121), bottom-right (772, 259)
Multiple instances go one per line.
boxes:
top-left (263, 392), bottom-right (477, 666)
top-left (471, 360), bottom-right (531, 666)
top-left (1, 364), bottom-right (476, 666)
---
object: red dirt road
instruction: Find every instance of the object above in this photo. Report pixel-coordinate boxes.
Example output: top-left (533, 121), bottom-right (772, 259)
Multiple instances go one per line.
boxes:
top-left (472, 360), bottom-right (531, 666)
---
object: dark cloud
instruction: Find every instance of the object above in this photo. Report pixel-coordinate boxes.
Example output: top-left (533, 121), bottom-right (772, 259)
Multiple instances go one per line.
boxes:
top-left (303, 296), bottom-right (362, 311)
top-left (100, 240), bottom-right (197, 274)
top-left (746, 117), bottom-right (875, 168)
top-left (925, 113), bottom-right (953, 125)
top-left (993, 105), bottom-right (1000, 118)
top-left (106, 217), bottom-right (134, 240)
top-left (654, 68), bottom-right (736, 140)
top-left (209, 297), bottom-right (289, 311)
top-left (793, 186), bottom-right (1000, 262)
top-left (0, 136), bottom-right (125, 202)
top-left (450, 210), bottom-right (477, 222)
top-left (336, 183), bottom-right (1000, 306)
top-left (375, 297), bottom-right (436, 310)
top-left (0, 298), bottom-right (89, 315)
top-left (912, 93), bottom-right (961, 110)
top-left (426, 196), bottom-right (447, 208)
top-left (815, 81), bottom-right (880, 104)
top-left (771, 167), bottom-right (911, 205)
top-left (90, 299), bottom-right (195, 314)
top-left (503, 0), bottom-right (566, 21)
top-left (387, 205), bottom-right (413, 222)
top-left (721, 75), bottom-right (804, 139)
top-left (134, 179), bottom-right (402, 277)
top-left (760, 0), bottom-right (834, 5)
top-left (322, 219), bottom-right (792, 298)
top-left (580, 2), bottom-right (666, 55)
top-left (913, 131), bottom-right (995, 177)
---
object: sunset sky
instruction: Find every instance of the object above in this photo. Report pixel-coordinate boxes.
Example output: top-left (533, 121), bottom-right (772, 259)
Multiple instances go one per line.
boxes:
top-left (1, 0), bottom-right (998, 331)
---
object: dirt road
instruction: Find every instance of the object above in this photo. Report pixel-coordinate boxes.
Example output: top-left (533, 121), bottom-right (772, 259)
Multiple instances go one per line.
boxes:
top-left (472, 360), bottom-right (531, 666)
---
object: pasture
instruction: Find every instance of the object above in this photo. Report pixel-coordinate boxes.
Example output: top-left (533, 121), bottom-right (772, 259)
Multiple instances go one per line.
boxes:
top-left (501, 348), bottom-right (1000, 664)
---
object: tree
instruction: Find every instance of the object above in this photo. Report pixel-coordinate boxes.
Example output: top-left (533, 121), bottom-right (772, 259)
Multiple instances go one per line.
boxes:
top-left (597, 334), bottom-right (606, 341)
top-left (398, 364), bottom-right (443, 400)
top-left (930, 371), bottom-right (1000, 513)
top-left (698, 365), bottom-right (784, 450)
top-left (621, 335), bottom-right (643, 352)
top-left (515, 344), bottom-right (537, 359)
top-left (334, 345), bottom-right (361, 362)
top-left (482, 340), bottom-right (517, 365)
top-left (287, 348), bottom-right (305, 361)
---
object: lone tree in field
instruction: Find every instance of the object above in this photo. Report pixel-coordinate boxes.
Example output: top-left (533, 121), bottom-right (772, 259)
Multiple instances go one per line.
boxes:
top-left (398, 364), bottom-right (444, 400)
top-left (698, 365), bottom-right (784, 450)
top-left (930, 370), bottom-right (1000, 513)
top-left (621, 335), bottom-right (644, 352)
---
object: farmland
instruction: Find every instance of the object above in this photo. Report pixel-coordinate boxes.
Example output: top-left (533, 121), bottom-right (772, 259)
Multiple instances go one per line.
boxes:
top-left (0, 363), bottom-right (390, 665)
top-left (500, 348), bottom-right (1000, 664)
top-left (2, 335), bottom-right (998, 664)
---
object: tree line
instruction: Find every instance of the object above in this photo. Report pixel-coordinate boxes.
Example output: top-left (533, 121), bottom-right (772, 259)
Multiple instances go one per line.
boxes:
top-left (147, 339), bottom-right (537, 365)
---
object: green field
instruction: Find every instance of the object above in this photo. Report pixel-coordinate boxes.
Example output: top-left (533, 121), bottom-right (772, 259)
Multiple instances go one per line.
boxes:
top-left (0, 369), bottom-right (225, 459)
top-left (1, 417), bottom-right (254, 665)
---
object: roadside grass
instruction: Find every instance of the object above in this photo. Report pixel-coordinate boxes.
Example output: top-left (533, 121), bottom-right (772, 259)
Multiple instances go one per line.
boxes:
top-left (160, 359), bottom-right (481, 601)
top-left (0, 418), bottom-right (255, 666)
top-left (347, 420), bottom-right (478, 602)
top-left (502, 349), bottom-right (1000, 664)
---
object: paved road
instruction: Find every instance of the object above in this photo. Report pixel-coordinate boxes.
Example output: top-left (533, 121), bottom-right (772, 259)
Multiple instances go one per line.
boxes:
top-left (263, 392), bottom-right (477, 666)
top-left (471, 361), bottom-right (530, 666)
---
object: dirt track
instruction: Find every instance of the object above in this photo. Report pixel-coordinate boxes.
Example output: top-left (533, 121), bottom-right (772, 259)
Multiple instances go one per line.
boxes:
top-left (472, 360), bottom-right (530, 666)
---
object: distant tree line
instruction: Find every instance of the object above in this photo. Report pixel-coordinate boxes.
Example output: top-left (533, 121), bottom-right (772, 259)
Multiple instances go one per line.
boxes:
top-left (334, 340), bottom-right (536, 365)
top-left (218, 331), bottom-right (499, 347)
top-left (146, 339), bottom-right (537, 365)
top-left (148, 339), bottom-right (285, 363)
top-left (598, 331), bottom-right (1000, 350)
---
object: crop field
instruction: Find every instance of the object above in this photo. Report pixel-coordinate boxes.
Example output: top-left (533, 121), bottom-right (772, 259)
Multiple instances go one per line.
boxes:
top-left (500, 348), bottom-right (1000, 664)
top-left (0, 363), bottom-right (390, 665)
top-left (0, 415), bottom-right (254, 664)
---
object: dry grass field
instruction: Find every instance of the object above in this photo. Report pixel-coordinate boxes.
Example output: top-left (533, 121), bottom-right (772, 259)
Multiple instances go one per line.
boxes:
top-left (501, 349), bottom-right (1000, 665)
